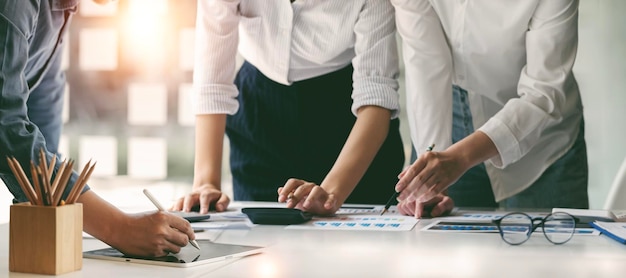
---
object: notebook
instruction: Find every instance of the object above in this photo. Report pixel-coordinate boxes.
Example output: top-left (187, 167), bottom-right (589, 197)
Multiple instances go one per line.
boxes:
top-left (590, 221), bottom-right (626, 244)
top-left (551, 208), bottom-right (626, 223)
top-left (83, 240), bottom-right (263, 267)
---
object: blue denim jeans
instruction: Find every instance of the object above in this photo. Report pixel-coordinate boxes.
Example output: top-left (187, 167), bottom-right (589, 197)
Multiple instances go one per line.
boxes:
top-left (412, 86), bottom-right (589, 209)
top-left (0, 0), bottom-right (83, 203)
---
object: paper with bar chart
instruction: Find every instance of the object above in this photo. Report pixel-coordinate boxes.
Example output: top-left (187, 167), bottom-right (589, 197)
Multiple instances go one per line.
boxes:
top-left (286, 214), bottom-right (418, 231)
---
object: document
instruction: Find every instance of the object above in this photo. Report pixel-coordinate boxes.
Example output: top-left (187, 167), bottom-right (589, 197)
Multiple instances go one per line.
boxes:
top-left (590, 221), bottom-right (626, 244)
top-left (422, 219), bottom-right (599, 235)
top-left (286, 213), bottom-right (418, 231)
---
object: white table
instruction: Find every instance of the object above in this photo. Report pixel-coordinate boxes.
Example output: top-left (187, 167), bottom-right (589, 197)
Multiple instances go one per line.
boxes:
top-left (2, 202), bottom-right (626, 278)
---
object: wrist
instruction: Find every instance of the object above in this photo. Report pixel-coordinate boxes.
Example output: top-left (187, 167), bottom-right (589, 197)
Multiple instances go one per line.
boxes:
top-left (320, 182), bottom-right (350, 206)
top-left (92, 209), bottom-right (131, 249)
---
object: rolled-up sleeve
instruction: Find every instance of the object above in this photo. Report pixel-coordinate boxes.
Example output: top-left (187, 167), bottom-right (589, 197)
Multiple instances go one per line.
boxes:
top-left (478, 0), bottom-right (579, 167)
top-left (192, 0), bottom-right (241, 115)
top-left (351, 0), bottom-right (400, 119)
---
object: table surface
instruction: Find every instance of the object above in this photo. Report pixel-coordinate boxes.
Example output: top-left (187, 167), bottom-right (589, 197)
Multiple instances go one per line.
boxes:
top-left (2, 202), bottom-right (626, 278)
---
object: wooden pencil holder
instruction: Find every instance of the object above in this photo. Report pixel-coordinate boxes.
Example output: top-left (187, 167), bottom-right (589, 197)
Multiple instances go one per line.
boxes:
top-left (9, 203), bottom-right (83, 275)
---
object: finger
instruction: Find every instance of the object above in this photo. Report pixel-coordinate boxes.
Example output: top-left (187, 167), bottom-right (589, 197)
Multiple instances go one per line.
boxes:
top-left (399, 200), bottom-right (416, 216)
top-left (161, 232), bottom-right (186, 254)
top-left (398, 170), bottom-right (430, 202)
top-left (324, 193), bottom-right (337, 211)
top-left (430, 196), bottom-right (455, 217)
top-left (279, 178), bottom-right (304, 202)
top-left (215, 194), bottom-right (230, 212)
top-left (198, 193), bottom-right (210, 214)
top-left (395, 165), bottom-right (417, 193)
top-left (171, 197), bottom-right (184, 211)
top-left (397, 201), bottom-right (410, 216)
top-left (302, 186), bottom-right (321, 209)
top-left (199, 190), bottom-right (221, 214)
top-left (166, 215), bottom-right (196, 244)
top-left (395, 159), bottom-right (427, 192)
top-left (302, 185), bottom-right (326, 210)
top-left (416, 195), bottom-right (443, 218)
top-left (415, 200), bottom-right (425, 218)
top-left (182, 194), bottom-right (197, 212)
top-left (397, 166), bottom-right (409, 179)
top-left (163, 244), bottom-right (182, 255)
top-left (289, 182), bottom-right (315, 207)
top-left (277, 187), bottom-right (284, 201)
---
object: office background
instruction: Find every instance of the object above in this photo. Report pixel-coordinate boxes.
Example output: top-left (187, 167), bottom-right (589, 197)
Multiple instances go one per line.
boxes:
top-left (0, 0), bottom-right (625, 218)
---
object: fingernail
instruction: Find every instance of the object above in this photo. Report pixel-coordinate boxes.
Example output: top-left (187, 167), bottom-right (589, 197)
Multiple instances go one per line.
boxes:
top-left (394, 182), bottom-right (402, 192)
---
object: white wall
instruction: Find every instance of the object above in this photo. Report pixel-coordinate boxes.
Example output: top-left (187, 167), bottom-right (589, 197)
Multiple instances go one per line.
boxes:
top-left (575, 0), bottom-right (626, 208)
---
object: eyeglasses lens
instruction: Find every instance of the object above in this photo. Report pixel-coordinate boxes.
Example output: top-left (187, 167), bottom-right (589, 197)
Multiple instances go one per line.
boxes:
top-left (500, 213), bottom-right (532, 245)
top-left (543, 212), bottom-right (576, 244)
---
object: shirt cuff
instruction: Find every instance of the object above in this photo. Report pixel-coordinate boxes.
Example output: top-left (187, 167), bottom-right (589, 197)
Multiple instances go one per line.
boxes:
top-left (351, 76), bottom-right (400, 119)
top-left (478, 118), bottom-right (522, 168)
top-left (192, 84), bottom-right (239, 115)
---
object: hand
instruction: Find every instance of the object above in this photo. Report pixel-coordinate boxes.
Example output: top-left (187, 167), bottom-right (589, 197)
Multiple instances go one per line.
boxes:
top-left (171, 183), bottom-right (230, 214)
top-left (277, 178), bottom-right (339, 215)
top-left (110, 211), bottom-right (196, 257)
top-left (395, 150), bottom-right (467, 203)
top-left (397, 194), bottom-right (454, 218)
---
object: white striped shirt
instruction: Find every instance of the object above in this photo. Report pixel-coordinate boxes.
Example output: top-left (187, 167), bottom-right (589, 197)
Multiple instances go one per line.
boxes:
top-left (192, 0), bottom-right (400, 118)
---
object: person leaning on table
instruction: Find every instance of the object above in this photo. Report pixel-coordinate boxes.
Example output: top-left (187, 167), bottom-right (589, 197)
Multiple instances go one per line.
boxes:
top-left (171, 0), bottom-right (404, 215)
top-left (0, 0), bottom-right (195, 257)
top-left (390, 0), bottom-right (589, 217)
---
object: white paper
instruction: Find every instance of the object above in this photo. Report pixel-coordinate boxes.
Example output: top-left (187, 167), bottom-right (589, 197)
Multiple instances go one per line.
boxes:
top-left (286, 214), bottom-right (418, 232)
top-left (593, 221), bottom-right (626, 239)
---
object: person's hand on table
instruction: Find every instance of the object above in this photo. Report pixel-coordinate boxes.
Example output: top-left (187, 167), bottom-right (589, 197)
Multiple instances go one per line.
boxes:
top-left (397, 193), bottom-right (454, 218)
top-left (171, 183), bottom-right (230, 214)
top-left (277, 178), bottom-right (339, 215)
top-left (395, 150), bottom-right (468, 204)
top-left (111, 211), bottom-right (196, 257)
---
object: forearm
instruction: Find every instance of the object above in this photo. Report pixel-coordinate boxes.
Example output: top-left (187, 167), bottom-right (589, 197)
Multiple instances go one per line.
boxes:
top-left (78, 190), bottom-right (129, 247)
top-left (193, 114), bottom-right (226, 189)
top-left (445, 131), bottom-right (499, 171)
top-left (321, 106), bottom-right (391, 204)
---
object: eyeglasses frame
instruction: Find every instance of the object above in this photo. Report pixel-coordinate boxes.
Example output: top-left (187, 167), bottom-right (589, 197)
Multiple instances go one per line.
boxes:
top-left (492, 212), bottom-right (580, 245)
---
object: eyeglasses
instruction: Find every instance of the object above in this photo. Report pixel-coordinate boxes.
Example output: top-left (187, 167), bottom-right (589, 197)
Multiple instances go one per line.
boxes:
top-left (492, 212), bottom-right (579, 245)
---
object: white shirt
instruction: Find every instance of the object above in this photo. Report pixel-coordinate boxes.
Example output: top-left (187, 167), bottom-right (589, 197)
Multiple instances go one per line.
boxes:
top-left (392, 0), bottom-right (584, 201)
top-left (193, 0), bottom-right (400, 118)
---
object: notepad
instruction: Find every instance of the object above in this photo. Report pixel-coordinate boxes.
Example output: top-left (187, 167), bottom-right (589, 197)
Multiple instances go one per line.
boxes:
top-left (590, 221), bottom-right (626, 244)
top-left (552, 208), bottom-right (626, 223)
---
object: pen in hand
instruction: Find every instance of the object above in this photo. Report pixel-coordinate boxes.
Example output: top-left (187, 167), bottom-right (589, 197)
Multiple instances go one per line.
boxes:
top-left (381, 144), bottom-right (435, 216)
top-left (143, 189), bottom-right (200, 250)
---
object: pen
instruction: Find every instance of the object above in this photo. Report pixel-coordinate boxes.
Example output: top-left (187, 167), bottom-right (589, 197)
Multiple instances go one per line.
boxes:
top-left (143, 189), bottom-right (200, 250)
top-left (380, 144), bottom-right (435, 216)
